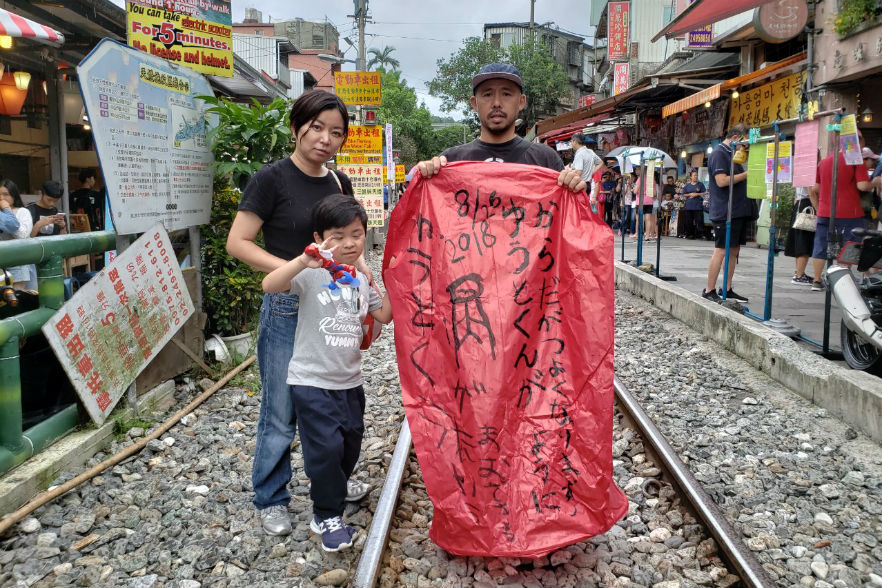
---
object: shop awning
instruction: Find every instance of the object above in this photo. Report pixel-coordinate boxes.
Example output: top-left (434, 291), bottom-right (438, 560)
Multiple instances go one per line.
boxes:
top-left (539, 113), bottom-right (610, 144)
top-left (536, 83), bottom-right (649, 137)
top-left (0, 8), bottom-right (64, 47)
top-left (661, 52), bottom-right (806, 118)
top-left (651, 0), bottom-right (777, 42)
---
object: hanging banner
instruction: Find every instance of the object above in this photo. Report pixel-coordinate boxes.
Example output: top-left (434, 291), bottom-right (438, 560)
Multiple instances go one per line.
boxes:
top-left (78, 39), bottom-right (214, 235)
top-left (607, 2), bottom-right (630, 61)
top-left (126, 0), bottom-right (233, 77)
top-left (728, 71), bottom-right (805, 128)
top-left (747, 144), bottom-right (767, 198)
top-left (385, 123), bottom-right (395, 183)
top-left (840, 114), bottom-right (862, 166)
top-left (333, 71), bottom-right (382, 106)
top-left (383, 162), bottom-right (627, 557)
top-left (765, 141), bottom-right (793, 183)
top-left (613, 62), bottom-right (630, 96)
top-left (336, 164), bottom-right (384, 228)
top-left (793, 120), bottom-right (819, 187)
top-left (42, 223), bottom-right (194, 424)
top-left (395, 163), bottom-right (406, 183)
top-left (578, 94), bottom-right (598, 108)
top-left (345, 125), bottom-right (383, 154)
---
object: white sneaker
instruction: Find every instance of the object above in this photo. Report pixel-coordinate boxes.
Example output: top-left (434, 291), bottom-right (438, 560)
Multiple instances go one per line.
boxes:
top-left (258, 504), bottom-right (291, 536)
top-left (345, 478), bottom-right (370, 502)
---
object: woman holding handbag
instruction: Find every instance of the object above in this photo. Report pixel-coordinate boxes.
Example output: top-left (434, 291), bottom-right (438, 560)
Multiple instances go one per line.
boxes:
top-left (785, 185), bottom-right (816, 285)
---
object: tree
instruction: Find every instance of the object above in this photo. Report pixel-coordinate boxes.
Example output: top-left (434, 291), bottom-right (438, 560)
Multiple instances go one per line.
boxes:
top-left (377, 69), bottom-right (434, 169)
top-left (367, 46), bottom-right (400, 71)
top-left (427, 36), bottom-right (570, 129)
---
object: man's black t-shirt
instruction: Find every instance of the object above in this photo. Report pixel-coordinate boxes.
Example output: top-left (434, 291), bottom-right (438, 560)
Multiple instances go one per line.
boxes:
top-left (71, 188), bottom-right (104, 231)
top-left (238, 158), bottom-right (354, 260)
top-left (27, 203), bottom-right (62, 236)
top-left (708, 142), bottom-right (750, 222)
top-left (442, 137), bottom-right (564, 171)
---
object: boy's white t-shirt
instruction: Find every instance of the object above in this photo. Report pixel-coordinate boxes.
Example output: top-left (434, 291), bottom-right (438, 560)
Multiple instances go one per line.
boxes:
top-left (286, 267), bottom-right (382, 389)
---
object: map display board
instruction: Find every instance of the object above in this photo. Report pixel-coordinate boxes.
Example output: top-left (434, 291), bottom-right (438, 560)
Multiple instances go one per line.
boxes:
top-left (77, 39), bottom-right (214, 235)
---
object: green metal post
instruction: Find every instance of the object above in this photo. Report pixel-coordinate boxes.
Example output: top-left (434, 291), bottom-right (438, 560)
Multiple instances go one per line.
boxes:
top-left (37, 255), bottom-right (64, 310)
top-left (0, 336), bottom-right (23, 453)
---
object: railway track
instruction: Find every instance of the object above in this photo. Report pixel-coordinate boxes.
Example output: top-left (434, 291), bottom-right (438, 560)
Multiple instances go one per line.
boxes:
top-left (352, 376), bottom-right (777, 588)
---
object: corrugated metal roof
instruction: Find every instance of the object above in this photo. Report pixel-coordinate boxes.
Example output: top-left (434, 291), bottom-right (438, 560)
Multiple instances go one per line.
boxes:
top-left (671, 51), bottom-right (740, 73)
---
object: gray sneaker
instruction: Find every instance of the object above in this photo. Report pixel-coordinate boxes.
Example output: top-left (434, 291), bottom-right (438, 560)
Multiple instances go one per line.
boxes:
top-left (259, 505), bottom-right (292, 536)
top-left (345, 478), bottom-right (371, 502)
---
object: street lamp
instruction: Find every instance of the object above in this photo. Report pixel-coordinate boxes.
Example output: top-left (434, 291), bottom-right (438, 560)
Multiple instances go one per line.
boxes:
top-left (317, 53), bottom-right (356, 65)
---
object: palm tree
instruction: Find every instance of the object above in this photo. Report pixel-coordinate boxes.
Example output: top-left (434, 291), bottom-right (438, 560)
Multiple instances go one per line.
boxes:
top-left (366, 46), bottom-right (400, 71)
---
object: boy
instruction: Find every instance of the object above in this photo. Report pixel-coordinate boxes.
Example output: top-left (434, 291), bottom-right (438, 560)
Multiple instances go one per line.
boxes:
top-left (262, 194), bottom-right (393, 552)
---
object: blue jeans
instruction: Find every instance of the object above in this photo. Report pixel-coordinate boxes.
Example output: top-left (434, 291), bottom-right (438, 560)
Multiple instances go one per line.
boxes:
top-left (252, 292), bottom-right (299, 510)
top-left (620, 206), bottom-right (634, 235)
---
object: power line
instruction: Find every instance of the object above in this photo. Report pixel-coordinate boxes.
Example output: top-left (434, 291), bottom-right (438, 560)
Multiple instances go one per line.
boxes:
top-left (368, 33), bottom-right (461, 43)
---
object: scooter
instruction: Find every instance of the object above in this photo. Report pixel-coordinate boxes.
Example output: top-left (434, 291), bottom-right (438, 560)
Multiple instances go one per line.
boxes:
top-left (825, 228), bottom-right (882, 375)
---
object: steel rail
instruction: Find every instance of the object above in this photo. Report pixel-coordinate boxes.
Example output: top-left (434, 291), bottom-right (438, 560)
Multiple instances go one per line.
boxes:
top-left (352, 417), bottom-right (412, 588)
top-left (614, 375), bottom-right (776, 588)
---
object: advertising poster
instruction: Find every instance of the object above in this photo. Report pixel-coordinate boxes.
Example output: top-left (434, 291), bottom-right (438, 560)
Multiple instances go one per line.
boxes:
top-left (337, 153), bottom-right (383, 165)
top-left (395, 164), bottom-right (406, 184)
top-left (728, 71), bottom-right (805, 128)
top-left (126, 0), bottom-right (233, 77)
top-left (792, 120), bottom-right (819, 187)
top-left (765, 141), bottom-right (793, 184)
top-left (607, 2), bottom-right (630, 61)
top-left (686, 0), bottom-right (713, 48)
top-left (840, 114), bottom-right (862, 165)
top-left (613, 62), bottom-right (630, 96)
top-left (747, 145), bottom-right (767, 199)
top-left (42, 223), bottom-right (194, 424)
top-left (337, 164), bottom-right (384, 227)
top-left (383, 162), bottom-right (627, 557)
top-left (345, 125), bottom-right (383, 153)
top-left (385, 123), bottom-right (395, 183)
top-left (77, 39), bottom-right (213, 235)
top-left (334, 71), bottom-right (382, 106)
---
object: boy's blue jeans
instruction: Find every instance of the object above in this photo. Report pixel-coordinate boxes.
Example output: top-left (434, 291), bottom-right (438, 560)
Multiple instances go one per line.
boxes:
top-left (292, 384), bottom-right (365, 519)
top-left (252, 292), bottom-right (299, 510)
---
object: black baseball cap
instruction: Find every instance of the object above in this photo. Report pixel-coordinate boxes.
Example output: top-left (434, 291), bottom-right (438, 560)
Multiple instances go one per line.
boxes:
top-left (472, 63), bottom-right (524, 93)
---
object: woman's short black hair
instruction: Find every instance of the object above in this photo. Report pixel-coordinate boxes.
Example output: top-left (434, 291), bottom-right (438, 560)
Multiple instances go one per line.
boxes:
top-left (312, 193), bottom-right (367, 236)
top-left (290, 89), bottom-right (349, 146)
top-left (0, 179), bottom-right (23, 208)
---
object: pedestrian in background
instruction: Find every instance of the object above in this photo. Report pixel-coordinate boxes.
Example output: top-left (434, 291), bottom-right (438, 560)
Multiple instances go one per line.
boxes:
top-left (702, 123), bottom-right (750, 303)
top-left (681, 170), bottom-right (706, 239)
top-left (0, 179), bottom-right (35, 289)
top-left (571, 132), bottom-right (602, 197)
top-left (225, 90), bottom-right (370, 537)
top-left (27, 180), bottom-right (67, 237)
top-left (785, 186), bottom-right (815, 285)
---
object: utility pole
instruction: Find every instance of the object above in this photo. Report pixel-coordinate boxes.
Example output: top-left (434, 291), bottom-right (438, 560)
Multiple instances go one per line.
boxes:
top-left (530, 0), bottom-right (536, 37)
top-left (356, 0), bottom-right (367, 71)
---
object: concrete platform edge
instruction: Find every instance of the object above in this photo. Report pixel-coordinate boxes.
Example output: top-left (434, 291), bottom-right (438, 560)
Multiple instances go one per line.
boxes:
top-left (0, 380), bottom-right (178, 518)
top-left (615, 262), bottom-right (882, 444)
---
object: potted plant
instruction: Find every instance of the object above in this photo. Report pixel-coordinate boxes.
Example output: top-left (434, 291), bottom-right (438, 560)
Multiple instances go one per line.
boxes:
top-left (199, 96), bottom-right (292, 349)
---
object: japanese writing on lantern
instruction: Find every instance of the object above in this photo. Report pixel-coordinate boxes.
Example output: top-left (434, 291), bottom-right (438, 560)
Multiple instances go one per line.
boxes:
top-left (404, 182), bottom-right (583, 542)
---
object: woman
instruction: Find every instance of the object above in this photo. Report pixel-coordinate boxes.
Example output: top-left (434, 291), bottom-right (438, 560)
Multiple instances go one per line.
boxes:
top-left (681, 170), bottom-right (706, 240)
top-left (225, 90), bottom-right (367, 536)
top-left (785, 185), bottom-right (815, 285)
top-left (633, 167), bottom-right (658, 241)
top-left (619, 173), bottom-right (635, 238)
top-left (0, 179), bottom-right (36, 289)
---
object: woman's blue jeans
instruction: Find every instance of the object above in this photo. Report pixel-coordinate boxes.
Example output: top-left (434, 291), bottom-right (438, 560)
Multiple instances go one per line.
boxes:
top-left (252, 292), bottom-right (299, 510)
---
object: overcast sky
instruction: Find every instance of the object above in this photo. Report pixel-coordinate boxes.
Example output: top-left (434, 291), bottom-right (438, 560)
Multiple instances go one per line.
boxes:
top-left (110, 0), bottom-right (595, 116)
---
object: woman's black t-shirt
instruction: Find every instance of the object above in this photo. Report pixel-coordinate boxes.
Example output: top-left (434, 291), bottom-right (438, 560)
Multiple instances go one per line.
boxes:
top-left (238, 158), bottom-right (354, 260)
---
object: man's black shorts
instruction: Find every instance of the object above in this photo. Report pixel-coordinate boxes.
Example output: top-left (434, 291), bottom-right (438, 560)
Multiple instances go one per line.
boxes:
top-left (712, 217), bottom-right (749, 249)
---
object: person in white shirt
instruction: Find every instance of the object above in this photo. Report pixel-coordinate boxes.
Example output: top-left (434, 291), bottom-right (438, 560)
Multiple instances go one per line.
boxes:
top-left (571, 133), bottom-right (603, 201)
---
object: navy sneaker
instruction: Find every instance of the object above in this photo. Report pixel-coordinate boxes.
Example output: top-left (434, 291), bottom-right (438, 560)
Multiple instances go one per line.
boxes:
top-left (310, 515), bottom-right (356, 552)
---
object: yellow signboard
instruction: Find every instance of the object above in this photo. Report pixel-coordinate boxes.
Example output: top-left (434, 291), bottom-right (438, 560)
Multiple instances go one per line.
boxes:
top-left (334, 71), bottom-right (382, 105)
top-left (337, 164), bottom-right (384, 227)
top-left (126, 1), bottom-right (233, 77)
top-left (337, 153), bottom-right (383, 165)
top-left (728, 71), bottom-right (805, 128)
top-left (345, 125), bottom-right (383, 153)
top-left (395, 164), bottom-right (405, 184)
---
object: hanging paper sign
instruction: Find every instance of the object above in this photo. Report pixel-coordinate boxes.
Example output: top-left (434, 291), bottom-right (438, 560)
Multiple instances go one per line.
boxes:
top-left (793, 120), bottom-right (819, 187)
top-left (765, 141), bottom-right (793, 184)
top-left (395, 163), bottom-right (406, 183)
top-left (607, 2), bottom-right (630, 61)
top-left (747, 144), bottom-right (767, 198)
top-left (728, 71), bottom-right (805, 128)
top-left (345, 125), bottom-right (383, 153)
top-left (333, 71), bottom-right (382, 105)
top-left (336, 164), bottom-right (384, 227)
top-left (839, 114), bottom-right (862, 166)
top-left (382, 162), bottom-right (628, 557)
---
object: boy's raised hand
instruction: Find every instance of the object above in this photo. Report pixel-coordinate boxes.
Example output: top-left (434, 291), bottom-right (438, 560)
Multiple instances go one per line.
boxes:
top-left (302, 240), bottom-right (338, 268)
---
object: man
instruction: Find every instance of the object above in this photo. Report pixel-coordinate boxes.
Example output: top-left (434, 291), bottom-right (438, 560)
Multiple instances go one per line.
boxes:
top-left (27, 180), bottom-right (67, 237)
top-left (416, 63), bottom-right (586, 193)
top-left (809, 143), bottom-right (873, 291)
top-left (571, 133), bottom-right (602, 198)
top-left (70, 169), bottom-right (104, 231)
top-left (702, 123), bottom-right (750, 303)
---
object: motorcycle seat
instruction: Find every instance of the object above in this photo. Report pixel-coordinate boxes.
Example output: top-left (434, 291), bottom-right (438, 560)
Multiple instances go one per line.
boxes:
top-left (853, 228), bottom-right (882, 240)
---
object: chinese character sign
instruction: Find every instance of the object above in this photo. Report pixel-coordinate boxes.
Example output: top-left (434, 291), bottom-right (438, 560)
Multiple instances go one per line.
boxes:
top-left (793, 120), bottom-right (820, 187)
top-left (728, 71), bottom-right (805, 128)
top-left (395, 164), bottom-right (406, 184)
top-left (334, 71), bottom-right (382, 106)
top-left (382, 162), bottom-right (628, 557)
top-left (686, 0), bottom-right (713, 48)
top-left (578, 94), bottom-right (597, 108)
top-left (614, 63), bottom-right (630, 96)
top-left (765, 141), bottom-right (793, 184)
top-left (840, 114), bottom-right (862, 166)
top-left (607, 2), bottom-right (630, 61)
top-left (345, 125), bottom-right (384, 154)
top-left (337, 153), bottom-right (383, 165)
top-left (42, 223), bottom-right (194, 424)
top-left (126, 0), bottom-right (233, 77)
top-left (337, 164), bottom-right (384, 228)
